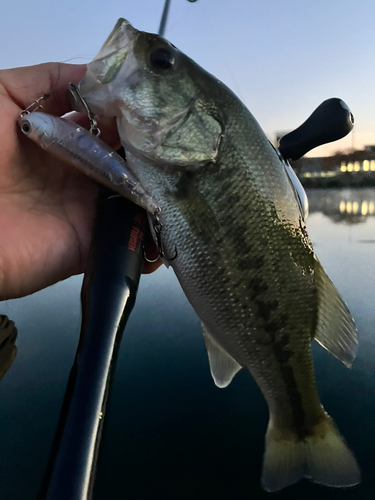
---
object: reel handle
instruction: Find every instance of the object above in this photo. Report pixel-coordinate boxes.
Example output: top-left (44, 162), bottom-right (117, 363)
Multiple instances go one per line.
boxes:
top-left (279, 98), bottom-right (354, 161)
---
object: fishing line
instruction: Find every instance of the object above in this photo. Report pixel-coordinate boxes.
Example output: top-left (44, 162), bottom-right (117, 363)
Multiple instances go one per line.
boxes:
top-left (162, 3), bottom-right (201, 37)
top-left (60, 56), bottom-right (92, 63)
top-left (196, 1), bottom-right (247, 104)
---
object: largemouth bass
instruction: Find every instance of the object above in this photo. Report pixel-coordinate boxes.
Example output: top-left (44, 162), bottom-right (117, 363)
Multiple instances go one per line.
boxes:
top-left (72, 19), bottom-right (360, 491)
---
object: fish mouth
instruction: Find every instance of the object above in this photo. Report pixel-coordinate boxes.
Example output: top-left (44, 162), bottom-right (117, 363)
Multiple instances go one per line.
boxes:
top-left (69, 18), bottom-right (138, 114)
top-left (87, 18), bottom-right (137, 85)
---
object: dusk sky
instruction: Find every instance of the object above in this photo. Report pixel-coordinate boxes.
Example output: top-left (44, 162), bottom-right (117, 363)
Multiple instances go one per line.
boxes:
top-left (1, 0), bottom-right (374, 156)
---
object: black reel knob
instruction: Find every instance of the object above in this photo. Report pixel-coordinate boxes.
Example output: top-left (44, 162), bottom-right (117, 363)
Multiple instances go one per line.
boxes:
top-left (279, 98), bottom-right (354, 161)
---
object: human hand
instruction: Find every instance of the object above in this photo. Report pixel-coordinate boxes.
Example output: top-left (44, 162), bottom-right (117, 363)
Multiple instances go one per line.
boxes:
top-left (0, 62), bottom-right (160, 300)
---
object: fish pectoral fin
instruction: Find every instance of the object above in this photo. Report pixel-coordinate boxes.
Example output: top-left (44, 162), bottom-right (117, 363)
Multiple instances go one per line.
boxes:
top-left (162, 99), bottom-right (223, 167)
top-left (201, 322), bottom-right (242, 388)
top-left (261, 413), bottom-right (360, 492)
top-left (313, 258), bottom-right (358, 368)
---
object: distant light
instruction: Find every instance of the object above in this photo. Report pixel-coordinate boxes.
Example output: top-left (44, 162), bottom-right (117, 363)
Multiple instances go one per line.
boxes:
top-left (361, 201), bottom-right (368, 215)
top-left (369, 202), bottom-right (375, 215)
top-left (347, 162), bottom-right (354, 172)
top-left (363, 160), bottom-right (369, 172)
top-left (340, 162), bottom-right (347, 172)
top-left (346, 201), bottom-right (352, 213)
top-left (352, 202), bottom-right (359, 214)
top-left (339, 201), bottom-right (346, 213)
top-left (354, 161), bottom-right (360, 172)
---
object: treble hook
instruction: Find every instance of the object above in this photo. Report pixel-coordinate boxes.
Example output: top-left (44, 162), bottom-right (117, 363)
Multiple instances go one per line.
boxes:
top-left (144, 209), bottom-right (178, 263)
top-left (68, 83), bottom-right (101, 137)
top-left (20, 93), bottom-right (51, 117)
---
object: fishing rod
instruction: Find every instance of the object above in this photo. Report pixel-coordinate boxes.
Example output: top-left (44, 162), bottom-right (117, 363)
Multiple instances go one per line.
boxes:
top-left (37, 108), bottom-right (353, 499)
top-left (39, 2), bottom-right (197, 499)
top-left (37, 6), bottom-right (353, 500)
top-left (159, 0), bottom-right (197, 37)
top-left (39, 189), bottom-right (148, 500)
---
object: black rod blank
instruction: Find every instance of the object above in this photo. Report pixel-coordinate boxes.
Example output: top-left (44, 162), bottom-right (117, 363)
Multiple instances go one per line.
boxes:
top-left (39, 190), bottom-right (148, 500)
top-left (158, 0), bottom-right (171, 37)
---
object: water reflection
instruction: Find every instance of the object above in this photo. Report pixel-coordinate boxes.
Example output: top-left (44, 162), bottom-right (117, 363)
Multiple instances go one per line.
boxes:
top-left (0, 190), bottom-right (373, 499)
top-left (0, 314), bottom-right (17, 380)
top-left (306, 188), bottom-right (375, 224)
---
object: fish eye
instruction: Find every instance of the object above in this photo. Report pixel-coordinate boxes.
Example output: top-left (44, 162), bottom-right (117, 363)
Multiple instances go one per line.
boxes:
top-left (149, 47), bottom-right (175, 71)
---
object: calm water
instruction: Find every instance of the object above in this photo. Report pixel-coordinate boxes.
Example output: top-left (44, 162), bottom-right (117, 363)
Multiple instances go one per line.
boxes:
top-left (0, 188), bottom-right (374, 499)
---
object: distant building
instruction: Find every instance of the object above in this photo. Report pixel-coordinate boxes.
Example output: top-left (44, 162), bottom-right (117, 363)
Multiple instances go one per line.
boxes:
top-left (340, 159), bottom-right (375, 173)
top-left (289, 147), bottom-right (375, 187)
top-left (291, 147), bottom-right (375, 177)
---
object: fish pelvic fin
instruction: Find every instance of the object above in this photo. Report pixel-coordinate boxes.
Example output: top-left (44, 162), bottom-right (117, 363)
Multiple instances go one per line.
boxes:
top-left (314, 258), bottom-right (358, 368)
top-left (261, 413), bottom-right (361, 492)
top-left (201, 322), bottom-right (242, 388)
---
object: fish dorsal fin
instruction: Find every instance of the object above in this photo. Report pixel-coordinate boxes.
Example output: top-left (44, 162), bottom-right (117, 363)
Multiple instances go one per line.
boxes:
top-left (314, 258), bottom-right (358, 368)
top-left (201, 322), bottom-right (242, 388)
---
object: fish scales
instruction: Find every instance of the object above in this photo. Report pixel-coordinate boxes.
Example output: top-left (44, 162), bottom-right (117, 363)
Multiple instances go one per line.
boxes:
top-left (127, 105), bottom-right (322, 436)
top-left (72, 18), bottom-right (360, 492)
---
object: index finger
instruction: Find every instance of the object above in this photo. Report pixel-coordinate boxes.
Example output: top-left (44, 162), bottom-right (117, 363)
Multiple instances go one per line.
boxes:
top-left (0, 62), bottom-right (87, 116)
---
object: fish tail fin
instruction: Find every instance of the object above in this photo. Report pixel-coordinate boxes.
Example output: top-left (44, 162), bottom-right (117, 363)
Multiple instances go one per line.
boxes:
top-left (261, 413), bottom-right (360, 492)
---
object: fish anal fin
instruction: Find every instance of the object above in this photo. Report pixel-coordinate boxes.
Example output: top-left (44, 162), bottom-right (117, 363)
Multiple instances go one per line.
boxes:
top-left (314, 258), bottom-right (358, 368)
top-left (201, 322), bottom-right (242, 388)
top-left (261, 413), bottom-right (361, 492)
